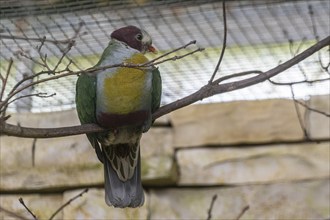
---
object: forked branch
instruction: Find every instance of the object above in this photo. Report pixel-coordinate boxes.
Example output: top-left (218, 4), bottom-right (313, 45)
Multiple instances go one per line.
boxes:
top-left (1, 36), bottom-right (329, 138)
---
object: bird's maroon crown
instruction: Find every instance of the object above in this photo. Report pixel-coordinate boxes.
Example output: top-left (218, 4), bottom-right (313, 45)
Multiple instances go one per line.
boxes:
top-left (111, 26), bottom-right (144, 52)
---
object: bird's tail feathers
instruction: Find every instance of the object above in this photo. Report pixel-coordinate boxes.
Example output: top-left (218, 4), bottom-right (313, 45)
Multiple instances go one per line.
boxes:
top-left (103, 144), bottom-right (144, 208)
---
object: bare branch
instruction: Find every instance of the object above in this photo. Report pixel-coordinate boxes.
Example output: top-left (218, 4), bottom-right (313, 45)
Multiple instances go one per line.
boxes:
top-left (32, 138), bottom-right (37, 167)
top-left (0, 205), bottom-right (30, 220)
top-left (235, 205), bottom-right (250, 220)
top-left (308, 4), bottom-right (330, 73)
top-left (145, 40), bottom-right (197, 66)
top-left (152, 47), bottom-right (205, 66)
top-left (0, 36), bottom-right (329, 138)
top-left (0, 22), bottom-right (85, 48)
top-left (8, 92), bottom-right (56, 107)
top-left (0, 122), bottom-right (103, 138)
top-left (0, 58), bottom-right (13, 102)
top-left (49, 188), bottom-right (88, 220)
top-left (18, 51), bottom-right (48, 68)
top-left (295, 99), bottom-right (330, 117)
top-left (213, 70), bottom-right (263, 84)
top-left (290, 86), bottom-right (309, 139)
top-left (209, 0), bottom-right (227, 83)
top-left (52, 41), bottom-right (75, 72)
top-left (19, 198), bottom-right (38, 220)
top-left (0, 40), bottom-right (203, 111)
top-left (268, 77), bottom-right (330, 85)
top-left (153, 36), bottom-right (330, 119)
top-left (0, 34), bottom-right (76, 45)
top-left (206, 194), bottom-right (217, 220)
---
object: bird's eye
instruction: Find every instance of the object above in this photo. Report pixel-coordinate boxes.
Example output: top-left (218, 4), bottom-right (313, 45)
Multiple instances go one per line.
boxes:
top-left (135, 33), bottom-right (143, 41)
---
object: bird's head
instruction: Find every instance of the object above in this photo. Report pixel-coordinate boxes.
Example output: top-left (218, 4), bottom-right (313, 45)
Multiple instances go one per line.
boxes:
top-left (110, 25), bottom-right (156, 54)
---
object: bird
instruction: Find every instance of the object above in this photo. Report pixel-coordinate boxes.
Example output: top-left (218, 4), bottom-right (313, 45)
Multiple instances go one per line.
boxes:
top-left (75, 25), bottom-right (162, 208)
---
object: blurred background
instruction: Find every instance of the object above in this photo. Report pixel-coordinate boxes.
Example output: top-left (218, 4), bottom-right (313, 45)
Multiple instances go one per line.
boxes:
top-left (0, 0), bottom-right (329, 219)
top-left (0, 0), bottom-right (329, 112)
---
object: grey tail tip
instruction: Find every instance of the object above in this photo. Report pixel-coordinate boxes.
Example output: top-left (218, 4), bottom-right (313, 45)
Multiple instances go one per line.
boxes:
top-left (103, 151), bottom-right (145, 208)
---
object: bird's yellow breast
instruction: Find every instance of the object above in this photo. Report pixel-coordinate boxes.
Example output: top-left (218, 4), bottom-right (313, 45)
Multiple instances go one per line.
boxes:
top-left (103, 53), bottom-right (149, 114)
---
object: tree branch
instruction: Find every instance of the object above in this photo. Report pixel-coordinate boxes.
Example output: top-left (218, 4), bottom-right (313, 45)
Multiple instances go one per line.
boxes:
top-left (0, 41), bottom-right (202, 112)
top-left (19, 198), bottom-right (38, 220)
top-left (0, 36), bottom-right (329, 138)
top-left (208, 0), bottom-right (227, 83)
top-left (206, 194), bottom-right (217, 220)
top-left (235, 205), bottom-right (250, 220)
top-left (49, 188), bottom-right (88, 220)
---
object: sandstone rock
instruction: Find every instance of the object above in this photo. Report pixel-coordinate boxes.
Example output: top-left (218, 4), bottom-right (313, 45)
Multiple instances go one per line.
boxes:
top-left (170, 100), bottom-right (306, 147)
top-left (177, 142), bottom-right (329, 185)
top-left (148, 179), bottom-right (329, 219)
top-left (141, 127), bottom-right (177, 185)
top-left (0, 194), bottom-right (63, 219)
top-left (0, 134), bottom-right (103, 191)
top-left (308, 95), bottom-right (330, 139)
top-left (1, 112), bottom-right (176, 191)
top-left (62, 188), bottom-right (148, 219)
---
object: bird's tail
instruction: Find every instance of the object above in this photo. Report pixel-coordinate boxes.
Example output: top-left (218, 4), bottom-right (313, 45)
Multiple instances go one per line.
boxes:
top-left (103, 143), bottom-right (144, 208)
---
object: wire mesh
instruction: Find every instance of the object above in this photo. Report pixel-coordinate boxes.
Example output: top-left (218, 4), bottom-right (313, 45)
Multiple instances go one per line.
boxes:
top-left (0, 0), bottom-right (329, 112)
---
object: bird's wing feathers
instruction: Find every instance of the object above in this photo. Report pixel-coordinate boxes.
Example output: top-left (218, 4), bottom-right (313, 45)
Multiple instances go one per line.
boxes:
top-left (76, 73), bottom-right (104, 163)
top-left (151, 67), bottom-right (162, 114)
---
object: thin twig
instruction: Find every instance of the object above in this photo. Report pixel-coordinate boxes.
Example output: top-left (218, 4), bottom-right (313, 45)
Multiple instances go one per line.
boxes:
top-left (235, 205), bottom-right (250, 220)
top-left (6, 71), bottom-right (49, 103)
top-left (0, 59), bottom-right (14, 118)
top-left (308, 5), bottom-right (318, 41)
top-left (295, 99), bottom-right (330, 117)
top-left (268, 77), bottom-right (330, 86)
top-left (206, 194), bottom-right (217, 220)
top-left (287, 32), bottom-right (309, 80)
top-left (0, 58), bottom-right (13, 102)
top-left (209, 0), bottom-right (227, 83)
top-left (0, 45), bottom-right (203, 111)
top-left (19, 198), bottom-right (38, 220)
top-left (0, 205), bottom-right (30, 220)
top-left (213, 70), bottom-right (263, 84)
top-left (145, 40), bottom-right (197, 65)
top-left (18, 51), bottom-right (48, 68)
top-left (1, 93), bottom-right (56, 113)
top-left (309, 4), bottom-right (330, 73)
top-left (290, 85), bottom-right (309, 139)
top-left (37, 36), bottom-right (46, 52)
top-left (52, 41), bottom-right (75, 72)
top-left (0, 34), bottom-right (76, 45)
top-left (49, 188), bottom-right (88, 220)
top-left (32, 138), bottom-right (37, 167)
top-left (152, 47), bottom-right (205, 66)
top-left (0, 36), bottom-right (329, 138)
top-left (153, 36), bottom-right (330, 120)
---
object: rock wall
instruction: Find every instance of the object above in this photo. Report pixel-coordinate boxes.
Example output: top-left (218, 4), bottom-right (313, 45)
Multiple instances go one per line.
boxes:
top-left (0, 95), bottom-right (329, 219)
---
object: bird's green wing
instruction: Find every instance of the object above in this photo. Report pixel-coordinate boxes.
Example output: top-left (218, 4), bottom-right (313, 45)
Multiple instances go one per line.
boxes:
top-left (76, 73), bottom-right (103, 162)
top-left (151, 67), bottom-right (162, 114)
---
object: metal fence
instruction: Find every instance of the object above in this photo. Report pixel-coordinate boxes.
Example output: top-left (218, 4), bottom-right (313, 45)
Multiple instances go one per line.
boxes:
top-left (0, 0), bottom-right (329, 112)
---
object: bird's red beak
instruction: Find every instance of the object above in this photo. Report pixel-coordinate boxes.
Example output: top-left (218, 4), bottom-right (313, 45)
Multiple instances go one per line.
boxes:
top-left (148, 45), bottom-right (157, 53)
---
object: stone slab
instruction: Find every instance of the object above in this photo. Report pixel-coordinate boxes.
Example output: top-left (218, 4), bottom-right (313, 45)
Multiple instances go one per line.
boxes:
top-left (170, 99), bottom-right (306, 147)
top-left (308, 95), bottom-right (330, 139)
top-left (1, 126), bottom-right (175, 191)
top-left (149, 179), bottom-right (329, 219)
top-left (177, 142), bottom-right (330, 185)
top-left (140, 127), bottom-right (177, 185)
top-left (0, 134), bottom-right (103, 191)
